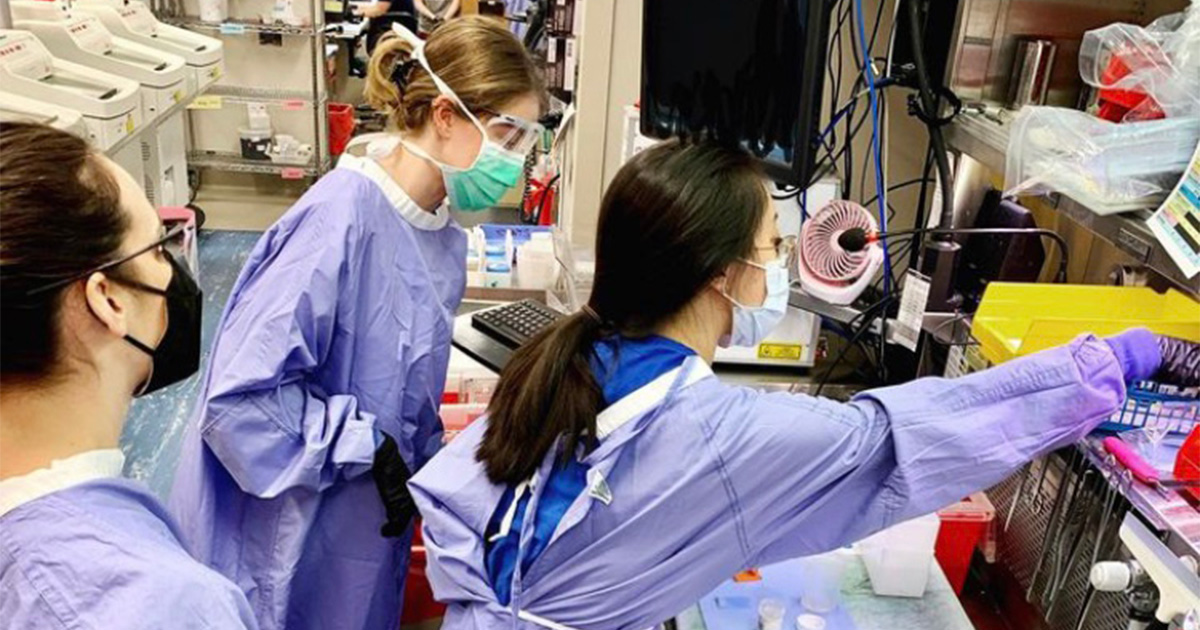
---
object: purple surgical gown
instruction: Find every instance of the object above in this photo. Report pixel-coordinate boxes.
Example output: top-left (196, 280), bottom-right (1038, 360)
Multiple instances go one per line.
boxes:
top-left (0, 479), bottom-right (257, 629)
top-left (169, 154), bottom-right (467, 630)
top-left (409, 334), bottom-right (1129, 630)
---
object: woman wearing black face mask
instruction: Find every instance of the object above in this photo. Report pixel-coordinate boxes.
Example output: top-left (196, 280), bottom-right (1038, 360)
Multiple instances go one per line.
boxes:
top-left (0, 122), bottom-right (256, 629)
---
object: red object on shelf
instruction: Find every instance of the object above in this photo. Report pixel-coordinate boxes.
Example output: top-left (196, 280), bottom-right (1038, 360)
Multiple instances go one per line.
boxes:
top-left (935, 492), bottom-right (995, 594)
top-left (328, 102), bottom-right (356, 156)
top-left (402, 525), bottom-right (447, 625)
top-left (1175, 426), bottom-right (1200, 502)
top-left (1095, 48), bottom-right (1165, 122)
top-left (522, 174), bottom-right (559, 226)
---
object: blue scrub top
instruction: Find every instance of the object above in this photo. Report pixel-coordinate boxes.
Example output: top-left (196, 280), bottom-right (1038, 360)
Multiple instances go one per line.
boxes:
top-left (484, 334), bottom-right (696, 604)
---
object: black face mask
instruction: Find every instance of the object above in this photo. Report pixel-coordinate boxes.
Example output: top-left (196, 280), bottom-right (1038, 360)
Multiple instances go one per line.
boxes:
top-left (116, 250), bottom-right (203, 396)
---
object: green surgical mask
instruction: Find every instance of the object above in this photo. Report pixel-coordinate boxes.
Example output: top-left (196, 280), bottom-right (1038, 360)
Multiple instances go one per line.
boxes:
top-left (402, 138), bottom-right (526, 212)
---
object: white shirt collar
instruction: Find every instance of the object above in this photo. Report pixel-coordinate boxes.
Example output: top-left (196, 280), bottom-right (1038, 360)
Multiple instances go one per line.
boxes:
top-left (0, 449), bottom-right (126, 518)
top-left (594, 358), bottom-right (714, 438)
top-left (337, 151), bottom-right (451, 231)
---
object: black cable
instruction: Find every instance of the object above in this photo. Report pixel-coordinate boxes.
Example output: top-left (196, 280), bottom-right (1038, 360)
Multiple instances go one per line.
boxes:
top-left (867, 227), bottom-right (1071, 283)
top-left (815, 294), bottom-right (899, 396)
top-left (810, 94), bottom-right (872, 186)
top-left (910, 144), bottom-right (935, 270)
top-left (906, 0), bottom-right (956, 232)
top-left (864, 177), bottom-right (937, 209)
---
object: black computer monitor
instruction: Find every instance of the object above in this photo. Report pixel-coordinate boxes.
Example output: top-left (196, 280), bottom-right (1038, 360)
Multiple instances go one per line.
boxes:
top-left (640, 0), bottom-right (835, 186)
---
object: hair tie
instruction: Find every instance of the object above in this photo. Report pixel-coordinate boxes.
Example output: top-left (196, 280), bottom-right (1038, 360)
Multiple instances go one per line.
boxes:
top-left (391, 58), bottom-right (418, 90)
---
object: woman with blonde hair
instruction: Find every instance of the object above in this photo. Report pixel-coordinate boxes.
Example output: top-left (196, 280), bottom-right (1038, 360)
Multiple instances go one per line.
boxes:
top-left (168, 16), bottom-right (544, 630)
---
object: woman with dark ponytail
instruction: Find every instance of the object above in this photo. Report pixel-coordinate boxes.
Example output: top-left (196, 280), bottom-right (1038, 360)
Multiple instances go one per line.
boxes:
top-left (411, 140), bottom-right (1195, 630)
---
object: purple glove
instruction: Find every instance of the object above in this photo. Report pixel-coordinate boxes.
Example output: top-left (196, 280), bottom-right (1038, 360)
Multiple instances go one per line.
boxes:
top-left (1105, 328), bottom-right (1162, 382)
top-left (1158, 336), bottom-right (1200, 387)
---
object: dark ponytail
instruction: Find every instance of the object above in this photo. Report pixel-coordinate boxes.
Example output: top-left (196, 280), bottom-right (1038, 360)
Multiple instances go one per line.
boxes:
top-left (477, 140), bottom-right (768, 484)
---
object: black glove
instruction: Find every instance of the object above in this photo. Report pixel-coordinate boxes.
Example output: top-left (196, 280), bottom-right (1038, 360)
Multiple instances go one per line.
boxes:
top-left (372, 432), bottom-right (417, 538)
top-left (1158, 336), bottom-right (1200, 388)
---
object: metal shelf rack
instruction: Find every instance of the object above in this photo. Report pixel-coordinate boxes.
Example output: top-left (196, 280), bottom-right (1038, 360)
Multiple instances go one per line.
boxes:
top-left (155, 1), bottom-right (333, 183)
top-left (188, 150), bottom-right (329, 178)
top-left (162, 16), bottom-right (317, 36)
top-left (944, 110), bottom-right (1200, 295)
top-left (206, 85), bottom-right (329, 106)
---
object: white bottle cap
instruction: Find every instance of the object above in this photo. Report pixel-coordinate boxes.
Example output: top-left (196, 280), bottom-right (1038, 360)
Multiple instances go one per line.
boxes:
top-left (795, 614), bottom-right (826, 630)
top-left (1090, 562), bottom-right (1132, 592)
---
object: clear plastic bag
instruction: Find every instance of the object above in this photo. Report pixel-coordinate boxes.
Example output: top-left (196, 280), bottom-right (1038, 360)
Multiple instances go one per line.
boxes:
top-left (1004, 107), bottom-right (1200, 214)
top-left (1078, 1), bottom-right (1200, 120)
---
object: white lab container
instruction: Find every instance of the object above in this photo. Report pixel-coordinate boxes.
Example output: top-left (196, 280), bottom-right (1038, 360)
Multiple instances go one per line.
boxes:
top-left (516, 233), bottom-right (559, 290)
top-left (859, 513), bottom-right (941, 598)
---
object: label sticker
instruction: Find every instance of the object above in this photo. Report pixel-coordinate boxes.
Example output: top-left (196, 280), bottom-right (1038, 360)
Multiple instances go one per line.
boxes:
top-left (944, 344), bottom-right (967, 379)
top-left (219, 22), bottom-right (247, 35)
top-left (586, 468), bottom-right (612, 506)
top-left (282, 99), bottom-right (305, 111)
top-left (894, 270), bottom-right (931, 351)
top-left (324, 0), bottom-right (344, 11)
top-left (280, 167), bottom-right (305, 180)
top-left (188, 95), bottom-right (223, 110)
top-left (757, 343), bottom-right (803, 361)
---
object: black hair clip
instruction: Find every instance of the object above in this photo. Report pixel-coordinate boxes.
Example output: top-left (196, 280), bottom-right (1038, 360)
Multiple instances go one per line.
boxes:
top-left (391, 58), bottom-right (418, 90)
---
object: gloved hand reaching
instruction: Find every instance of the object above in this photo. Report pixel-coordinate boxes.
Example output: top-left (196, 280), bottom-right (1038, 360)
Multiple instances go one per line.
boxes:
top-left (372, 432), bottom-right (417, 538)
top-left (1158, 336), bottom-right (1200, 387)
top-left (1105, 328), bottom-right (1200, 387)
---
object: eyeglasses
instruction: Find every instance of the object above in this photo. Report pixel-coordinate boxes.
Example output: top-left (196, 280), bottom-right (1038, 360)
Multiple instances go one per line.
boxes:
top-left (754, 235), bottom-right (796, 263)
top-left (26, 224), bottom-right (189, 296)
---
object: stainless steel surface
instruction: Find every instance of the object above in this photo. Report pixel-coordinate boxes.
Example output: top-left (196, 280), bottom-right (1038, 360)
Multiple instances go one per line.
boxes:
top-left (943, 111), bottom-right (1200, 296)
top-left (207, 85), bottom-right (330, 105)
top-left (188, 150), bottom-right (329, 176)
top-left (1007, 39), bottom-right (1057, 108)
top-left (990, 454), bottom-right (1134, 630)
top-left (788, 287), bottom-right (866, 327)
top-left (463, 287), bottom-right (550, 303)
top-left (163, 16), bottom-right (318, 36)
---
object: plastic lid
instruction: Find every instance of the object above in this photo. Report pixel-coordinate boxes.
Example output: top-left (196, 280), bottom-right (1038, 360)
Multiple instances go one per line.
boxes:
top-left (938, 491), bottom-right (996, 522)
top-left (795, 614), bottom-right (826, 630)
top-left (1091, 562), bottom-right (1132, 592)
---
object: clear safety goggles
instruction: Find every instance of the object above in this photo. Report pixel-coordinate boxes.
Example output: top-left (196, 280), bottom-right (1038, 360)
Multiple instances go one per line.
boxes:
top-left (475, 107), bottom-right (545, 155)
top-left (391, 23), bottom-right (545, 156)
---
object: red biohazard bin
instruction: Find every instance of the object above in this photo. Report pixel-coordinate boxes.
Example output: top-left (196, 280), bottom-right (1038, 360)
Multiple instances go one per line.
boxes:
top-left (402, 526), bottom-right (447, 626)
top-left (934, 492), bottom-right (995, 594)
top-left (328, 103), bottom-right (356, 156)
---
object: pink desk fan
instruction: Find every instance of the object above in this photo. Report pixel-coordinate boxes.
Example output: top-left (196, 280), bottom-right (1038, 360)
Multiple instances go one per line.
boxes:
top-left (796, 200), bottom-right (884, 305)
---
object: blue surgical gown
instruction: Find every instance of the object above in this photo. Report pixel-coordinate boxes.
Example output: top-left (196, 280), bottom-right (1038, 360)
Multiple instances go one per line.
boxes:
top-left (0, 478), bottom-right (257, 629)
top-left (485, 335), bottom-right (696, 605)
top-left (168, 153), bottom-right (467, 630)
top-left (410, 334), bottom-right (1130, 630)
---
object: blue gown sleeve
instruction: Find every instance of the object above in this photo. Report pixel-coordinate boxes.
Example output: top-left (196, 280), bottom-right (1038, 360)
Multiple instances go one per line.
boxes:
top-left (200, 207), bottom-right (378, 499)
top-left (716, 335), bottom-right (1126, 566)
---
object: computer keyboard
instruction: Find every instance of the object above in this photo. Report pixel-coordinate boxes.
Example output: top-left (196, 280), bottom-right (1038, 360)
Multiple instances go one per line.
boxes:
top-left (471, 300), bottom-right (565, 348)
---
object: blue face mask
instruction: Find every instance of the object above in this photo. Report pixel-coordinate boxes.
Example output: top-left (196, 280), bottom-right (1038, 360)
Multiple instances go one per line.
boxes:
top-left (719, 258), bottom-right (790, 348)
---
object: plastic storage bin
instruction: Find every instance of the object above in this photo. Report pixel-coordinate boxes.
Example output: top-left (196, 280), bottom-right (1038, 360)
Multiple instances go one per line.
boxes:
top-left (440, 403), bottom-right (487, 443)
top-left (934, 492), bottom-right (995, 594)
top-left (327, 102), bottom-right (355, 156)
top-left (859, 513), bottom-right (941, 598)
top-left (971, 283), bottom-right (1200, 364)
top-left (401, 526), bottom-right (446, 625)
